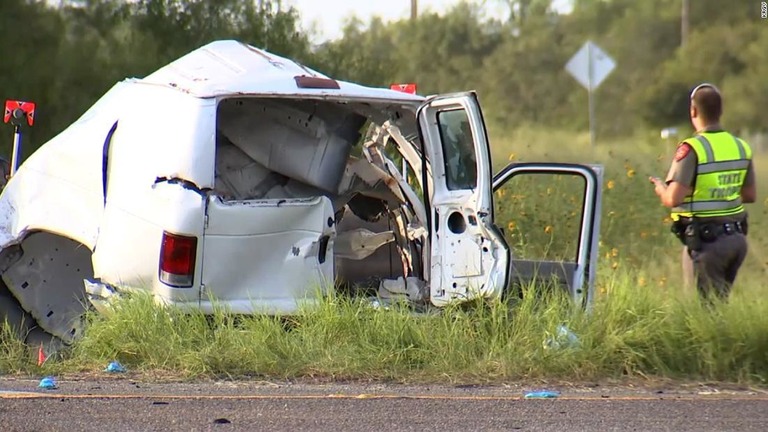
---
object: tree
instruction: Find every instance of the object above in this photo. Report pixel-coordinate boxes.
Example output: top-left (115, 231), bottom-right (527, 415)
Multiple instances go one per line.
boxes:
top-left (494, 0), bottom-right (554, 27)
top-left (311, 2), bottom-right (501, 96)
top-left (641, 21), bottom-right (763, 132)
top-left (0, 0), bottom-right (311, 156)
top-left (2, 0), bottom-right (764, 156)
top-left (0, 0), bottom-right (67, 154)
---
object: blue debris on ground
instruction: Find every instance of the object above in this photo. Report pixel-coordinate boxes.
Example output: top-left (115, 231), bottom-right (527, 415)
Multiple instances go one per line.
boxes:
top-left (524, 390), bottom-right (561, 399)
top-left (38, 376), bottom-right (57, 390)
top-left (104, 361), bottom-right (126, 373)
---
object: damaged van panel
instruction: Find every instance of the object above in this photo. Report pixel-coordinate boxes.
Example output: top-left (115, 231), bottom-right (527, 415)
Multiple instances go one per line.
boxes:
top-left (0, 40), bottom-right (602, 348)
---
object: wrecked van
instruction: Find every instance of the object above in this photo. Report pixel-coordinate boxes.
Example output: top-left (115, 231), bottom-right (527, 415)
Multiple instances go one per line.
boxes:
top-left (0, 40), bottom-right (602, 347)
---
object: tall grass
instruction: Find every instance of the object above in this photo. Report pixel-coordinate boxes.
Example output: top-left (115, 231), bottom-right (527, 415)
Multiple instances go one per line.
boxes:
top-left (0, 321), bottom-right (29, 374)
top-left (3, 283), bottom-right (767, 384)
top-left (1, 127), bottom-right (766, 383)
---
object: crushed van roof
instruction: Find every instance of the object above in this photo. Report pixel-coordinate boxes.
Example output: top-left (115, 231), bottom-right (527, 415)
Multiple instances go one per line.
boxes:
top-left (140, 40), bottom-right (425, 102)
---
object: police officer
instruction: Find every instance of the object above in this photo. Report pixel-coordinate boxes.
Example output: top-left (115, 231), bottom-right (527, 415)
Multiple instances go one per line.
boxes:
top-left (649, 83), bottom-right (756, 301)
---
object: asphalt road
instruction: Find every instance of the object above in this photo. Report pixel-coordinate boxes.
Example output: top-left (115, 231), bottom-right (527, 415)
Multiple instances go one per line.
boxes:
top-left (1, 378), bottom-right (767, 431)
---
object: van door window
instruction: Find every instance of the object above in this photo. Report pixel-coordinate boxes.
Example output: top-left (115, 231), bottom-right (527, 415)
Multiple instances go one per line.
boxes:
top-left (437, 110), bottom-right (478, 191)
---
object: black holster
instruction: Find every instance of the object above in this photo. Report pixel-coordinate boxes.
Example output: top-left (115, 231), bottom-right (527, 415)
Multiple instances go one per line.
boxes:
top-left (671, 220), bottom-right (702, 252)
top-left (670, 220), bottom-right (686, 245)
top-left (683, 223), bottom-right (703, 252)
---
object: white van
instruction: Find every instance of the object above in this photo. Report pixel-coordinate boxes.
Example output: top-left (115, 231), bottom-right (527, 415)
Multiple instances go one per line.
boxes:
top-left (0, 41), bottom-right (602, 347)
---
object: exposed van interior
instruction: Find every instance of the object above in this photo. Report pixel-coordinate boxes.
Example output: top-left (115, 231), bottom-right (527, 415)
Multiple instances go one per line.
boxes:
top-left (214, 97), bottom-right (424, 295)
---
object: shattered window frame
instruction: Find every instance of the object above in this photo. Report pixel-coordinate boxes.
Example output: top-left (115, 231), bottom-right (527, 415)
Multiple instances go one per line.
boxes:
top-left (436, 109), bottom-right (478, 191)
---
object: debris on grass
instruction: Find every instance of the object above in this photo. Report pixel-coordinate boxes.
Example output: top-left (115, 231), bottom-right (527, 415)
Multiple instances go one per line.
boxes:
top-left (543, 324), bottom-right (580, 350)
top-left (37, 343), bottom-right (46, 367)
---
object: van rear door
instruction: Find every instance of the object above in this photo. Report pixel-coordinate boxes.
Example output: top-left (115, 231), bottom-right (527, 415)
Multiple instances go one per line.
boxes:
top-left (199, 196), bottom-right (335, 313)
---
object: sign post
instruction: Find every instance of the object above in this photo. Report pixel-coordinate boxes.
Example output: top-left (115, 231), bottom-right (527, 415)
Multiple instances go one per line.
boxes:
top-left (565, 41), bottom-right (615, 148)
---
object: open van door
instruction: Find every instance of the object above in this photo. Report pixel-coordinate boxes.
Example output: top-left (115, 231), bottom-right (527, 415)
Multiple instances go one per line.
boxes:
top-left (417, 92), bottom-right (509, 307)
top-left (492, 163), bottom-right (603, 307)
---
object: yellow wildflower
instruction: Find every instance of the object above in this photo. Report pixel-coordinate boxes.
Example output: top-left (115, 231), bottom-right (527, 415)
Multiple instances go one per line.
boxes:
top-left (611, 262), bottom-right (619, 270)
top-left (626, 169), bottom-right (635, 178)
top-left (638, 277), bottom-right (647, 287)
top-left (606, 180), bottom-right (615, 190)
top-left (507, 221), bottom-right (516, 231)
top-left (610, 248), bottom-right (619, 257)
top-left (544, 225), bottom-right (553, 234)
top-left (508, 153), bottom-right (516, 161)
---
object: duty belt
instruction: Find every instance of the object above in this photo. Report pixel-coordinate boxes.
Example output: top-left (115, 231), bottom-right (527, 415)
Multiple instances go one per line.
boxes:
top-left (699, 221), bottom-right (745, 238)
top-left (671, 219), bottom-right (747, 251)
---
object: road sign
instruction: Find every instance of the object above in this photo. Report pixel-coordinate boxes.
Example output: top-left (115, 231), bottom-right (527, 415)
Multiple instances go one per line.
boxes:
top-left (565, 41), bottom-right (616, 148)
top-left (565, 41), bottom-right (616, 91)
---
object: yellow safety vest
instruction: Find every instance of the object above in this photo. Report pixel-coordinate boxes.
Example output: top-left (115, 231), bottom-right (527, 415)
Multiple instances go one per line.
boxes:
top-left (671, 131), bottom-right (752, 220)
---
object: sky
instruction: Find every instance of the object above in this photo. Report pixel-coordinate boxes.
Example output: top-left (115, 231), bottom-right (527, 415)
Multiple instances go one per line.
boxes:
top-left (287, 0), bottom-right (574, 43)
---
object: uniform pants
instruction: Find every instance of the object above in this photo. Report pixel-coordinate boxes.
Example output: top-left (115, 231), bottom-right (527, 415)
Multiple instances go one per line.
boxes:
top-left (682, 233), bottom-right (748, 301)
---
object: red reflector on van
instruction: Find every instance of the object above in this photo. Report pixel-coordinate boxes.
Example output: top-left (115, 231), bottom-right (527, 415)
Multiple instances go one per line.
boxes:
top-left (159, 232), bottom-right (197, 287)
top-left (390, 83), bottom-right (417, 94)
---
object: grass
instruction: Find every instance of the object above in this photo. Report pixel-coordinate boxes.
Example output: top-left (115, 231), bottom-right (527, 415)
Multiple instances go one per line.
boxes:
top-left (3, 283), bottom-right (768, 384)
top-left (1, 126), bottom-right (767, 385)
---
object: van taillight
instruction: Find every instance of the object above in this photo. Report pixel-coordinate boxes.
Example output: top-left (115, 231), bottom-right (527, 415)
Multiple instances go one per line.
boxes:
top-left (159, 231), bottom-right (197, 287)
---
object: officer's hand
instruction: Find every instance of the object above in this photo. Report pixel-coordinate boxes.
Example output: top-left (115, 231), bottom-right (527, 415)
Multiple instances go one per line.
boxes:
top-left (649, 176), bottom-right (666, 199)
